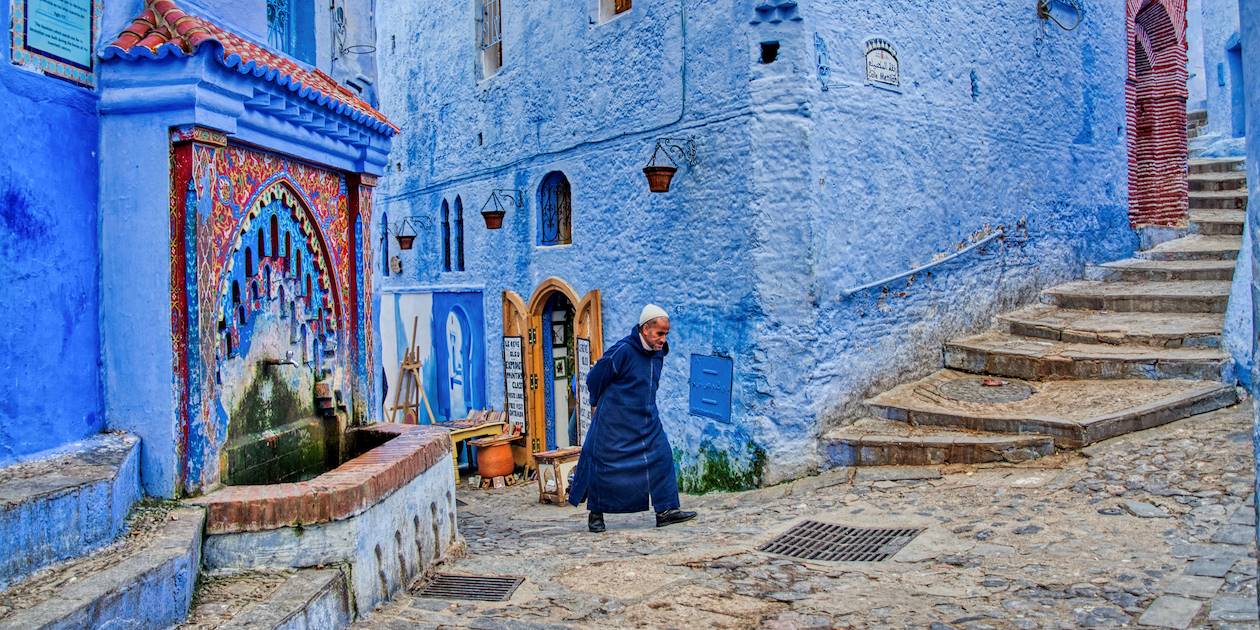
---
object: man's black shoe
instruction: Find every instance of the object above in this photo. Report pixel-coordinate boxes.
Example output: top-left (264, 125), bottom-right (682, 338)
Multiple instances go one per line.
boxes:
top-left (655, 509), bottom-right (697, 528)
top-left (588, 512), bottom-right (606, 533)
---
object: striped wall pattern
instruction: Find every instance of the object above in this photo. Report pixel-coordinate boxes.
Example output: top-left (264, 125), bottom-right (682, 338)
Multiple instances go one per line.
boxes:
top-left (1126, 0), bottom-right (1190, 227)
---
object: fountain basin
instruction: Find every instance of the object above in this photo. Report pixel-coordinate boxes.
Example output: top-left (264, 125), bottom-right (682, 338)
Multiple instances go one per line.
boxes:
top-left (188, 424), bottom-right (459, 615)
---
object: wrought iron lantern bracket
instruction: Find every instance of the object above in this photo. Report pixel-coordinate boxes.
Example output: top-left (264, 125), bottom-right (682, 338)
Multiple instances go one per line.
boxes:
top-left (646, 137), bottom-right (698, 168)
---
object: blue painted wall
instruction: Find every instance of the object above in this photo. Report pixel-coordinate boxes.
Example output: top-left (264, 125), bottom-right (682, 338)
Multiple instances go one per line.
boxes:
top-left (374, 0), bottom-right (1135, 487)
top-left (1239, 0), bottom-right (1260, 554)
top-left (0, 0), bottom-right (104, 464)
top-left (1199, 0), bottom-right (1244, 140)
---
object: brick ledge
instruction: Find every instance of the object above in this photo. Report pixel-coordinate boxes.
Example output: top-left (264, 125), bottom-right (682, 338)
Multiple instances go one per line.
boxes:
top-left (188, 424), bottom-right (450, 535)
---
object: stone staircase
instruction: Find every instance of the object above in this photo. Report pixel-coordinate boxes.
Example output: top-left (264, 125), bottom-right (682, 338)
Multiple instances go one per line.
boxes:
top-left (824, 156), bottom-right (1247, 467)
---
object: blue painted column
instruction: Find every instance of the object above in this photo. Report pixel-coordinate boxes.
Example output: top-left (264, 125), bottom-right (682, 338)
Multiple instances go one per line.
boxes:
top-left (1242, 0), bottom-right (1260, 565)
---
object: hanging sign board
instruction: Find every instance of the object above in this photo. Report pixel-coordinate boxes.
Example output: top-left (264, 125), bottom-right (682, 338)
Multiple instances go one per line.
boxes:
top-left (576, 338), bottom-right (592, 443)
top-left (864, 38), bottom-right (900, 91)
top-left (502, 336), bottom-right (527, 433)
top-left (10, 0), bottom-right (100, 87)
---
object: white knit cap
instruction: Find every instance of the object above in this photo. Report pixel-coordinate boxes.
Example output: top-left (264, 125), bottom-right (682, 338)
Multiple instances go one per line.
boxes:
top-left (639, 304), bottom-right (669, 326)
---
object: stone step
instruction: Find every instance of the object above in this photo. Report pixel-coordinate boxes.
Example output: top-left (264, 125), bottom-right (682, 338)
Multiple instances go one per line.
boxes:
top-left (865, 370), bottom-right (1239, 448)
top-left (1189, 210), bottom-right (1245, 236)
top-left (1136, 235), bottom-right (1241, 261)
top-left (180, 568), bottom-right (351, 630)
top-left (1188, 171), bottom-right (1248, 192)
top-left (998, 304), bottom-right (1224, 348)
top-left (1043, 280), bottom-right (1231, 313)
top-left (1190, 190), bottom-right (1249, 210)
top-left (944, 331), bottom-right (1231, 381)
top-left (1189, 158), bottom-right (1246, 175)
top-left (0, 505), bottom-right (204, 630)
top-left (0, 432), bottom-right (142, 590)
top-left (1086, 259), bottom-right (1236, 282)
top-left (821, 418), bottom-right (1055, 467)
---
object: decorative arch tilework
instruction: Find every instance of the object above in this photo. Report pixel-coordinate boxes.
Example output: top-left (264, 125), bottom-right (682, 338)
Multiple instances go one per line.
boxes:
top-left (173, 138), bottom-right (369, 493)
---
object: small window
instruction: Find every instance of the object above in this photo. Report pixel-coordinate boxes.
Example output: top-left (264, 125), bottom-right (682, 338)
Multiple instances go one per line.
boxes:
top-left (267, 0), bottom-right (315, 63)
top-left (760, 42), bottom-right (779, 64)
top-left (441, 199), bottom-right (452, 271)
top-left (270, 215), bottom-right (280, 258)
top-left (478, 0), bottom-right (503, 78)
top-left (600, 0), bottom-right (631, 22)
top-left (538, 171), bottom-right (572, 246)
top-left (454, 196), bottom-right (466, 271)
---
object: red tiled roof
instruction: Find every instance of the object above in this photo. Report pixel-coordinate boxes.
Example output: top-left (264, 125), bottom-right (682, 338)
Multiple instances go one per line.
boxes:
top-left (101, 0), bottom-right (397, 135)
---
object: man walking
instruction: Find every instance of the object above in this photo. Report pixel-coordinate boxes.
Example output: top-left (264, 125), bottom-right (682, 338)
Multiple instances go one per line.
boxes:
top-left (568, 304), bottom-right (697, 532)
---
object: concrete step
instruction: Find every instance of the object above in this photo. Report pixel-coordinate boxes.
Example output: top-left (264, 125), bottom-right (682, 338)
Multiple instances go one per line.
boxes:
top-left (866, 370), bottom-right (1239, 448)
top-left (1189, 158), bottom-right (1246, 175)
top-left (821, 418), bottom-right (1055, 467)
top-left (1136, 235), bottom-right (1241, 261)
top-left (945, 330), bottom-right (1231, 381)
top-left (998, 304), bottom-right (1224, 348)
top-left (0, 505), bottom-right (204, 630)
top-left (1086, 259), bottom-right (1235, 282)
top-left (1188, 171), bottom-right (1248, 192)
top-left (0, 432), bottom-right (141, 590)
top-left (180, 568), bottom-right (351, 630)
top-left (1189, 210), bottom-right (1245, 236)
top-left (1043, 280), bottom-right (1231, 313)
top-left (1190, 190), bottom-right (1249, 210)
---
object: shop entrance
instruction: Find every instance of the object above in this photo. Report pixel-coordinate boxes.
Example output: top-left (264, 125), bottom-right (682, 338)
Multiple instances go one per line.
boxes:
top-left (503, 278), bottom-right (603, 464)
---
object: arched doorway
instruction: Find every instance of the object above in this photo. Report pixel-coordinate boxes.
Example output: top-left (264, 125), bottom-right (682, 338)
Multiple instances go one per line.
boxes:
top-left (502, 278), bottom-right (603, 463)
top-left (1126, 0), bottom-right (1189, 226)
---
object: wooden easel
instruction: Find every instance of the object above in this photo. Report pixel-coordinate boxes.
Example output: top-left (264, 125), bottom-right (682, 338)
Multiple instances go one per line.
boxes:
top-left (387, 316), bottom-right (436, 424)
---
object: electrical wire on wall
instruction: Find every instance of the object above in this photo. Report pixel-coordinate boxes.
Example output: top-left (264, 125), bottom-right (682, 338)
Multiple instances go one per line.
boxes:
top-left (1037, 0), bottom-right (1085, 31)
top-left (381, 0), bottom-right (693, 206)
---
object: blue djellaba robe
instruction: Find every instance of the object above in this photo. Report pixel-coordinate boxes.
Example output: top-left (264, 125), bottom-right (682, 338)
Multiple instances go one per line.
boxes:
top-left (568, 325), bottom-right (681, 514)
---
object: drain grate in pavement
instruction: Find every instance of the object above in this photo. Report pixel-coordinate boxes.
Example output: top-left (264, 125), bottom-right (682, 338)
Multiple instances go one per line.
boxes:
top-left (415, 573), bottom-right (524, 602)
top-left (759, 521), bottom-right (924, 562)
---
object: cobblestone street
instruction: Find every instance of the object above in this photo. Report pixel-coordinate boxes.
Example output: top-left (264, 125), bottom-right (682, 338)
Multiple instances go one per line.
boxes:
top-left (360, 404), bottom-right (1259, 629)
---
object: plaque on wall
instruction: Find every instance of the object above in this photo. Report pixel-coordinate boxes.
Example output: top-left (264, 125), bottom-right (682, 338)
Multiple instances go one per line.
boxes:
top-left (10, 0), bottom-right (101, 87)
top-left (502, 336), bottom-right (527, 433)
top-left (575, 338), bottom-right (592, 444)
top-left (864, 38), bottom-right (900, 91)
top-left (689, 354), bottom-right (734, 423)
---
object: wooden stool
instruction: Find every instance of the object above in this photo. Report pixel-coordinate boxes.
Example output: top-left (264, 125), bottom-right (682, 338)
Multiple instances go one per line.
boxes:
top-left (534, 447), bottom-right (582, 505)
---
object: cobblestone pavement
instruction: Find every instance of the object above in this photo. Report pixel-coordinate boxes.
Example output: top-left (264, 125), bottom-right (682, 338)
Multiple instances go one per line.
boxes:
top-left (359, 404), bottom-right (1260, 629)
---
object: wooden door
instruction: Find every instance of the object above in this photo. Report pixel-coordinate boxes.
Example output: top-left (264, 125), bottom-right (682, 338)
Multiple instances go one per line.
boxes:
top-left (501, 291), bottom-right (530, 443)
top-left (573, 290), bottom-right (604, 444)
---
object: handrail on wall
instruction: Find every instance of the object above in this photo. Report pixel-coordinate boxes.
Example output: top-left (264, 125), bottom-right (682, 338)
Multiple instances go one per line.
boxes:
top-left (836, 228), bottom-right (1005, 299)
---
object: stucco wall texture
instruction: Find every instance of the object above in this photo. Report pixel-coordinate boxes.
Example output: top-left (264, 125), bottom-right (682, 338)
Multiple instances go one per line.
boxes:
top-left (373, 0), bottom-right (1136, 487)
top-left (0, 0), bottom-right (104, 464)
top-left (1199, 0), bottom-right (1243, 139)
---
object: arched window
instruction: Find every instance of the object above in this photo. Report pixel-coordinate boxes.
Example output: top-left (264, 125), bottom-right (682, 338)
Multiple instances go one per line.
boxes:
top-left (231, 280), bottom-right (241, 305)
top-left (257, 228), bottom-right (266, 258)
top-left (538, 172), bottom-right (572, 246)
top-left (454, 196), bottom-right (465, 271)
top-left (441, 199), bottom-right (452, 272)
top-left (380, 211), bottom-right (390, 276)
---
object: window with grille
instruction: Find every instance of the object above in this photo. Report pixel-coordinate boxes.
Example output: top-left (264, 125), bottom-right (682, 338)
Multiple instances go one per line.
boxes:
top-left (267, 0), bottom-right (315, 63)
top-left (454, 196), bottom-right (466, 271)
top-left (538, 172), bottom-right (572, 246)
top-left (442, 199), bottom-right (452, 271)
top-left (478, 0), bottom-right (503, 78)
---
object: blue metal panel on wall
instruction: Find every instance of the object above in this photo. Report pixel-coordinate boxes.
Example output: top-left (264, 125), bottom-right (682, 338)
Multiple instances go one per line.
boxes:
top-left (689, 354), bottom-right (733, 423)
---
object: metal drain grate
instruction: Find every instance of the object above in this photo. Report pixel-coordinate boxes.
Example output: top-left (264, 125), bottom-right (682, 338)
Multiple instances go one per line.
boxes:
top-left (759, 521), bottom-right (924, 562)
top-left (415, 573), bottom-right (524, 602)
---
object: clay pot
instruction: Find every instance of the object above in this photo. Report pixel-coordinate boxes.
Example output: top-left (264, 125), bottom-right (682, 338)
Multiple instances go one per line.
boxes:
top-left (481, 209), bottom-right (505, 229)
top-left (643, 165), bottom-right (677, 193)
top-left (395, 234), bottom-right (416, 250)
top-left (473, 437), bottom-right (515, 478)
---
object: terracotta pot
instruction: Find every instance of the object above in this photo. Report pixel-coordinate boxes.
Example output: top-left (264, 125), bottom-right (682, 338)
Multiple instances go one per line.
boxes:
top-left (395, 234), bottom-right (416, 250)
top-left (482, 210), bottom-right (505, 229)
top-left (474, 438), bottom-right (514, 478)
top-left (643, 165), bottom-right (677, 193)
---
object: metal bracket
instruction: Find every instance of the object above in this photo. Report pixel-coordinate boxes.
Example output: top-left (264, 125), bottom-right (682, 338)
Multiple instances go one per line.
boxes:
top-left (647, 137), bottom-right (699, 168)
